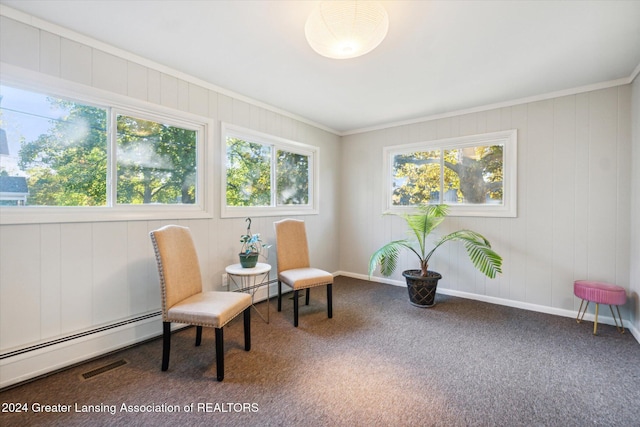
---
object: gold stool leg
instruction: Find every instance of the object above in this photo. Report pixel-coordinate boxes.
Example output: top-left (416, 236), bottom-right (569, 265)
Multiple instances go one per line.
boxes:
top-left (609, 305), bottom-right (625, 334)
top-left (593, 303), bottom-right (599, 335)
top-left (577, 299), bottom-right (588, 324)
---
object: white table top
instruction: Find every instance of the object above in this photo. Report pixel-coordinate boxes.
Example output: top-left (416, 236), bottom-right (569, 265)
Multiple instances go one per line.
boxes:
top-left (225, 262), bottom-right (271, 276)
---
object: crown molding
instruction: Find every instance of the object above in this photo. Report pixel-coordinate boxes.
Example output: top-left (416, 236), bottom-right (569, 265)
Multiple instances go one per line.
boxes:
top-left (342, 74), bottom-right (637, 136)
top-left (0, 4), bottom-right (341, 136)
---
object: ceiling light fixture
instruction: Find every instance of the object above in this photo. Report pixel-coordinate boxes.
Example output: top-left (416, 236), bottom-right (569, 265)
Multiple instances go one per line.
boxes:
top-left (305, 1), bottom-right (389, 59)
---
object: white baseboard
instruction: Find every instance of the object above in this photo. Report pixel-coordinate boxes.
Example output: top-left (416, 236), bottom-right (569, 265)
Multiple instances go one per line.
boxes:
top-left (0, 282), bottom-right (282, 390)
top-left (0, 315), bottom-right (163, 389)
top-left (337, 271), bottom-right (640, 345)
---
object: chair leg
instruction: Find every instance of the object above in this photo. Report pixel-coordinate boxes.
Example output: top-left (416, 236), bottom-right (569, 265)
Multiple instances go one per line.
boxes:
top-left (162, 322), bottom-right (171, 371)
top-left (244, 308), bottom-right (251, 351)
top-left (277, 280), bottom-right (282, 312)
top-left (215, 327), bottom-right (224, 381)
top-left (294, 290), bottom-right (299, 327)
top-left (327, 284), bottom-right (333, 319)
top-left (306, 288), bottom-right (310, 305)
top-left (593, 303), bottom-right (599, 335)
top-left (195, 325), bottom-right (203, 346)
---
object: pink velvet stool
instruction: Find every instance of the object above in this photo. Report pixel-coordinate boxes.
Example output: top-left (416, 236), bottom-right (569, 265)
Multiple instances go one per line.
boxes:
top-left (574, 280), bottom-right (626, 335)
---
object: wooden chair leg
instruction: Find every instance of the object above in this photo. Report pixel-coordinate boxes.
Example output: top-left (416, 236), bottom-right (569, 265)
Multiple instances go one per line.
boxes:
top-left (306, 288), bottom-right (310, 305)
top-left (215, 327), bottom-right (224, 381)
top-left (244, 308), bottom-right (251, 351)
top-left (195, 325), bottom-right (202, 346)
top-left (294, 290), bottom-right (299, 327)
top-left (327, 284), bottom-right (333, 319)
top-left (277, 280), bottom-right (282, 312)
top-left (162, 322), bottom-right (171, 371)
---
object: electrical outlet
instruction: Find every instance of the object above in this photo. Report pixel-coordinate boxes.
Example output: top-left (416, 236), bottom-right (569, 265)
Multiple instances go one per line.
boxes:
top-left (222, 273), bottom-right (228, 289)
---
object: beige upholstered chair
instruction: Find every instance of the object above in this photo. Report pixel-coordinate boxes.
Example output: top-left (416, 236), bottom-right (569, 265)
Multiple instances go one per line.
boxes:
top-left (150, 225), bottom-right (252, 381)
top-left (274, 219), bottom-right (333, 327)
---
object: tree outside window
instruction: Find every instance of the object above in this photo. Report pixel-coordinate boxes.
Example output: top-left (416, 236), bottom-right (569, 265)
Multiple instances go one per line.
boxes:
top-left (385, 130), bottom-right (517, 217)
top-left (0, 84), bottom-right (201, 209)
top-left (222, 123), bottom-right (317, 218)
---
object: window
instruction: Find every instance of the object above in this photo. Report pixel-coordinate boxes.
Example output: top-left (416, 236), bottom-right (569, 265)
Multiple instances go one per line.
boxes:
top-left (0, 79), bottom-right (212, 224)
top-left (0, 86), bottom-right (108, 207)
top-left (384, 130), bottom-right (517, 217)
top-left (115, 113), bottom-right (197, 205)
top-left (221, 123), bottom-right (318, 218)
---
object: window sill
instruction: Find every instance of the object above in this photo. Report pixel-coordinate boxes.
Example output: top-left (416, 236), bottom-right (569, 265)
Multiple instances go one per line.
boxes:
top-left (221, 205), bottom-right (318, 219)
top-left (0, 205), bottom-right (213, 225)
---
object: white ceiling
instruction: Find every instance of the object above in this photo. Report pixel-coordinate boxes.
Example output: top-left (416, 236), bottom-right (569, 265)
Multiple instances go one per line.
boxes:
top-left (2, 0), bottom-right (639, 134)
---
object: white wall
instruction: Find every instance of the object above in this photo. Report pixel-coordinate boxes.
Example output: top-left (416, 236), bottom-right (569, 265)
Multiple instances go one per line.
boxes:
top-left (340, 87), bottom-right (634, 331)
top-left (631, 77), bottom-right (640, 333)
top-left (0, 14), bottom-right (341, 387)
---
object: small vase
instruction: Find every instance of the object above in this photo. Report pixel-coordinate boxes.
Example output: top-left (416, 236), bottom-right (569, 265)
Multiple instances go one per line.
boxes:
top-left (239, 252), bottom-right (259, 268)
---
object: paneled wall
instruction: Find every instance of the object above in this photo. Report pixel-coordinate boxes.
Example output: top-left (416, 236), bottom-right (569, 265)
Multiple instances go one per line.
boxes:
top-left (631, 79), bottom-right (640, 332)
top-left (0, 14), bottom-right (340, 387)
top-left (340, 87), bottom-right (632, 319)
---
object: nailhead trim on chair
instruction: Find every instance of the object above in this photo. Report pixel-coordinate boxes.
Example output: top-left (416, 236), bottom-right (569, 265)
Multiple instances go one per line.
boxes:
top-left (150, 232), bottom-right (170, 321)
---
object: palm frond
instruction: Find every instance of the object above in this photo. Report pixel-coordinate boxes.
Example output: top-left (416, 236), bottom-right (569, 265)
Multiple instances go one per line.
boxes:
top-left (428, 229), bottom-right (502, 278)
top-left (400, 204), bottom-right (448, 258)
top-left (369, 240), bottom-right (419, 277)
top-left (371, 204), bottom-right (502, 280)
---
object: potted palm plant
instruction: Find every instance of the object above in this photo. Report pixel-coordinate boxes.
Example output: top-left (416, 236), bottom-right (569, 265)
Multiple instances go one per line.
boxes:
top-left (368, 204), bottom-right (502, 307)
top-left (239, 217), bottom-right (270, 268)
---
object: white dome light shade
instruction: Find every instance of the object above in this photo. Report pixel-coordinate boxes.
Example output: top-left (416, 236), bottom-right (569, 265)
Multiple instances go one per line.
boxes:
top-left (305, 1), bottom-right (389, 59)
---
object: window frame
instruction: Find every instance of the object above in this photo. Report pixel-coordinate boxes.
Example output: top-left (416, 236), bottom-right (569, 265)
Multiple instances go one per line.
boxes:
top-left (221, 122), bottom-right (319, 218)
top-left (383, 129), bottom-right (518, 217)
top-left (0, 68), bottom-right (214, 225)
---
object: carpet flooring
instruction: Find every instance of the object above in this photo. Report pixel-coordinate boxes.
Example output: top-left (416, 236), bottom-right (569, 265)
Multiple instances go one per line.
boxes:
top-left (1, 276), bottom-right (639, 426)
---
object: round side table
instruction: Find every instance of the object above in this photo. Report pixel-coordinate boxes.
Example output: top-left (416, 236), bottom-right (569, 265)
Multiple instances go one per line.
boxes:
top-left (225, 262), bottom-right (272, 323)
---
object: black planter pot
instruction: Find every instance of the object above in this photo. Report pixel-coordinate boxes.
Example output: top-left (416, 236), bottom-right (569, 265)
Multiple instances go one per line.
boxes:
top-left (402, 270), bottom-right (442, 307)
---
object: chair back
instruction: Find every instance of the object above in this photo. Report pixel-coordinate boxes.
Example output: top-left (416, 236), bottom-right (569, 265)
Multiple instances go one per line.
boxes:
top-left (274, 219), bottom-right (310, 273)
top-left (150, 225), bottom-right (203, 316)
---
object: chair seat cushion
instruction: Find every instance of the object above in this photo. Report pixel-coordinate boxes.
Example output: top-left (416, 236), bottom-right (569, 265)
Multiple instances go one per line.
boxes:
top-left (573, 280), bottom-right (626, 305)
top-left (279, 268), bottom-right (333, 290)
top-left (167, 291), bottom-right (251, 328)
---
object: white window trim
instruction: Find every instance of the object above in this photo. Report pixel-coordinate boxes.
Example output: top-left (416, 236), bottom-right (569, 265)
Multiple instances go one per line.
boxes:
top-left (221, 122), bottom-right (319, 218)
top-left (0, 64), bottom-right (214, 225)
top-left (383, 129), bottom-right (517, 217)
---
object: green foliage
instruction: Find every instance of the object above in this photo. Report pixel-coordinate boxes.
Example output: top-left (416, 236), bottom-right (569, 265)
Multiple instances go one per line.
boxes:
top-left (392, 145), bottom-right (503, 206)
top-left (116, 115), bottom-right (196, 204)
top-left (225, 139), bottom-right (311, 207)
top-left (239, 217), bottom-right (271, 258)
top-left (19, 100), bottom-right (108, 206)
top-left (369, 204), bottom-right (502, 278)
top-left (276, 150), bottom-right (309, 205)
top-left (17, 98), bottom-right (197, 206)
top-left (226, 138), bottom-right (271, 206)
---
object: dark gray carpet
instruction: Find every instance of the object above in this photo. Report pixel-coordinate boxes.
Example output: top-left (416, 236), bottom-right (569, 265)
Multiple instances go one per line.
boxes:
top-left (1, 276), bottom-right (639, 426)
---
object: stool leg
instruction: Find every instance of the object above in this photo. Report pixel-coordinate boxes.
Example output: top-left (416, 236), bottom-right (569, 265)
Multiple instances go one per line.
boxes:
top-left (577, 300), bottom-right (589, 324)
top-left (576, 300), bottom-right (586, 323)
top-left (616, 305), bottom-right (625, 334)
top-left (609, 305), bottom-right (625, 334)
top-left (593, 303), bottom-right (599, 335)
